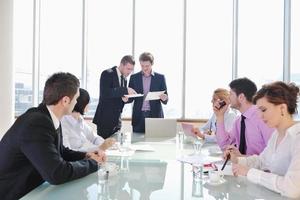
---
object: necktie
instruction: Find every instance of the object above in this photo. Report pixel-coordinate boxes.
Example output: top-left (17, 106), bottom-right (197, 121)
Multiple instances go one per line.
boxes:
top-left (239, 115), bottom-right (246, 154)
top-left (121, 75), bottom-right (125, 87)
top-left (56, 125), bottom-right (62, 154)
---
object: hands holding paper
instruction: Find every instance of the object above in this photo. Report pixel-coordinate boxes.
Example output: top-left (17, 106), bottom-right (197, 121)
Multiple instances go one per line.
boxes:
top-left (159, 93), bottom-right (168, 101)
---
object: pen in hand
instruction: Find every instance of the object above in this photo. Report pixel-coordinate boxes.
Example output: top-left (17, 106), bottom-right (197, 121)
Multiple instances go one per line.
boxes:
top-left (221, 154), bottom-right (230, 171)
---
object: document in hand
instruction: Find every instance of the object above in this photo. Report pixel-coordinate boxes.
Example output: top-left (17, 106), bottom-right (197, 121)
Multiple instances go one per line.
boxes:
top-left (124, 93), bottom-right (144, 98)
top-left (181, 123), bottom-right (196, 137)
top-left (144, 90), bottom-right (165, 101)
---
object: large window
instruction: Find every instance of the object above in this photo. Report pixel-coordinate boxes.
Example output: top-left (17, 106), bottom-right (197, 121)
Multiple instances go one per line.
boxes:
top-left (135, 0), bottom-right (183, 118)
top-left (86, 0), bottom-right (133, 117)
top-left (13, 0), bottom-right (34, 116)
top-left (238, 0), bottom-right (284, 88)
top-left (39, 0), bottom-right (82, 102)
top-left (291, 0), bottom-right (300, 119)
top-left (13, 1), bottom-right (298, 120)
top-left (185, 0), bottom-right (233, 119)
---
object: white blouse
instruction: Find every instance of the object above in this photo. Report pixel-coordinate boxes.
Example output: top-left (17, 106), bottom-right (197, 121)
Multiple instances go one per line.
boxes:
top-left (200, 108), bottom-right (238, 143)
top-left (238, 122), bottom-right (300, 198)
top-left (61, 115), bottom-right (104, 152)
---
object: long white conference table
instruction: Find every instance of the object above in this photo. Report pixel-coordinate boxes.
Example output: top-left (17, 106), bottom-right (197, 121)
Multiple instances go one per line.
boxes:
top-left (22, 134), bottom-right (287, 200)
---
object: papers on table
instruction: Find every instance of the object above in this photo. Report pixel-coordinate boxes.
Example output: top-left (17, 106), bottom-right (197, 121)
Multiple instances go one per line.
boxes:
top-left (124, 93), bottom-right (144, 98)
top-left (145, 90), bottom-right (165, 101)
top-left (131, 144), bottom-right (155, 152)
top-left (106, 149), bottom-right (135, 157)
top-left (177, 154), bottom-right (204, 164)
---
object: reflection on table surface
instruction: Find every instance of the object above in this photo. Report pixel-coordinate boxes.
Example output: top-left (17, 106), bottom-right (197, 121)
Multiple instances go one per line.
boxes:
top-left (22, 135), bottom-right (287, 200)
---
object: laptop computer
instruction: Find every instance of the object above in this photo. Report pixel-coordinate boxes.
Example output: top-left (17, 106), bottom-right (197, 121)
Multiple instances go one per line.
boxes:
top-left (145, 118), bottom-right (177, 139)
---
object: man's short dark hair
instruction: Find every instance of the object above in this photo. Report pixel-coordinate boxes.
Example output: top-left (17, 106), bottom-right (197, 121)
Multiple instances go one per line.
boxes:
top-left (73, 88), bottom-right (90, 115)
top-left (139, 52), bottom-right (154, 65)
top-left (43, 72), bottom-right (80, 105)
top-left (229, 77), bottom-right (257, 102)
top-left (120, 55), bottom-right (135, 66)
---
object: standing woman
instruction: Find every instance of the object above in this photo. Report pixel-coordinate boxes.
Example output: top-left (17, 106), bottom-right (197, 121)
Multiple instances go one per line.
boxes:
top-left (228, 81), bottom-right (300, 198)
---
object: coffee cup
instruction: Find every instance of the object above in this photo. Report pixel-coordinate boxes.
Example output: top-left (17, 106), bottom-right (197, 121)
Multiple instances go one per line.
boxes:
top-left (209, 170), bottom-right (224, 183)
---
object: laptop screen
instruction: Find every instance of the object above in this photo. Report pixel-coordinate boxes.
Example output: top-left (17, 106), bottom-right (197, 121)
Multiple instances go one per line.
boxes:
top-left (145, 118), bottom-right (177, 138)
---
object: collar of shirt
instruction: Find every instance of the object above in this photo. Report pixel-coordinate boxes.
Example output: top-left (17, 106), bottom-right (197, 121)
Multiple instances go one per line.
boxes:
top-left (241, 105), bottom-right (257, 119)
top-left (285, 122), bottom-right (300, 136)
top-left (65, 114), bottom-right (83, 125)
top-left (142, 70), bottom-right (155, 77)
top-left (46, 105), bottom-right (60, 130)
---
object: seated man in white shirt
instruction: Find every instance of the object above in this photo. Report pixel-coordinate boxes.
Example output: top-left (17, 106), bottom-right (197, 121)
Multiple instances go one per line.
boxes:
top-left (192, 88), bottom-right (238, 143)
top-left (62, 88), bottom-right (115, 152)
top-left (225, 81), bottom-right (300, 198)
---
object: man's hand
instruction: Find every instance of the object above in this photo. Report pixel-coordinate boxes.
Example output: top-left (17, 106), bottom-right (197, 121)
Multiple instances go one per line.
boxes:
top-left (86, 150), bottom-right (107, 163)
top-left (127, 87), bottom-right (137, 95)
top-left (122, 96), bottom-right (129, 102)
top-left (232, 163), bottom-right (249, 176)
top-left (223, 145), bottom-right (242, 164)
top-left (213, 99), bottom-right (227, 118)
top-left (159, 93), bottom-right (168, 101)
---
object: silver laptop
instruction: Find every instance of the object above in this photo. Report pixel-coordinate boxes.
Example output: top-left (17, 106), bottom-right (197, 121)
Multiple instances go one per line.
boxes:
top-left (145, 118), bottom-right (177, 139)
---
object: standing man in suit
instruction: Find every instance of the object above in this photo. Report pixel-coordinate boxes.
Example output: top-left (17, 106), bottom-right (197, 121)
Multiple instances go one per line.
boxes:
top-left (0, 72), bottom-right (106, 200)
top-left (93, 55), bottom-right (136, 139)
top-left (128, 52), bottom-right (168, 133)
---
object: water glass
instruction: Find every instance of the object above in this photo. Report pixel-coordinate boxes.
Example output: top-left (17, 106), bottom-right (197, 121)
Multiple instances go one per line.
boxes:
top-left (192, 163), bottom-right (203, 181)
top-left (98, 164), bottom-right (109, 184)
top-left (177, 131), bottom-right (184, 149)
top-left (120, 156), bottom-right (130, 172)
top-left (118, 132), bottom-right (132, 151)
top-left (192, 178), bottom-right (203, 197)
top-left (193, 139), bottom-right (203, 155)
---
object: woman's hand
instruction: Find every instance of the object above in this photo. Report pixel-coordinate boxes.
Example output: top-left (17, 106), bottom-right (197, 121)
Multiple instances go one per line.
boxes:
top-left (99, 138), bottom-right (116, 151)
top-left (232, 163), bottom-right (249, 176)
top-left (192, 127), bottom-right (205, 139)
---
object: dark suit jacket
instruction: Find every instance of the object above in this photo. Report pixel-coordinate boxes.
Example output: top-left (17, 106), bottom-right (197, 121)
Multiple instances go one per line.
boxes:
top-left (128, 71), bottom-right (168, 127)
top-left (0, 104), bottom-right (98, 200)
top-left (93, 66), bottom-right (128, 137)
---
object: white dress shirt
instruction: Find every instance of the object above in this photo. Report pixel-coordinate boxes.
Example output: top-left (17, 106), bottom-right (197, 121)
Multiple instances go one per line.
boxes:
top-left (200, 108), bottom-right (238, 143)
top-left (61, 115), bottom-right (104, 152)
top-left (238, 122), bottom-right (300, 198)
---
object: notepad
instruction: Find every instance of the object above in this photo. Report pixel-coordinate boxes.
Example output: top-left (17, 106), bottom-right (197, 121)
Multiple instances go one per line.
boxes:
top-left (124, 93), bottom-right (144, 98)
top-left (144, 91), bottom-right (165, 101)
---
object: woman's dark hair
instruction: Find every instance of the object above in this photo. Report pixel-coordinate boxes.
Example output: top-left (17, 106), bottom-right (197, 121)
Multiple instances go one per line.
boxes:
top-left (73, 88), bottom-right (90, 115)
top-left (253, 81), bottom-right (300, 115)
top-left (43, 72), bottom-right (79, 105)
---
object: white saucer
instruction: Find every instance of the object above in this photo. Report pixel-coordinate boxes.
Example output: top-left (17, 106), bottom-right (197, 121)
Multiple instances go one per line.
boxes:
top-left (206, 178), bottom-right (226, 186)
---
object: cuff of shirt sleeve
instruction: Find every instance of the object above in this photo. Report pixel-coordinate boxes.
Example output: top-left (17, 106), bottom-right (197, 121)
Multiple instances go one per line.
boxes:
top-left (247, 168), bottom-right (262, 184)
top-left (237, 157), bottom-right (247, 166)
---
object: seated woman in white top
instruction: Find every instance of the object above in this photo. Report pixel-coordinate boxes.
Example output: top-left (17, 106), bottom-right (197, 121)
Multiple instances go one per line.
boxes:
top-left (226, 81), bottom-right (300, 198)
top-left (192, 88), bottom-right (238, 142)
top-left (62, 88), bottom-right (115, 152)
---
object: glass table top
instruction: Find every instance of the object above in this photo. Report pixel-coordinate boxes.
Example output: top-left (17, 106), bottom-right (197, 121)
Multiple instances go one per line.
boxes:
top-left (21, 136), bottom-right (287, 200)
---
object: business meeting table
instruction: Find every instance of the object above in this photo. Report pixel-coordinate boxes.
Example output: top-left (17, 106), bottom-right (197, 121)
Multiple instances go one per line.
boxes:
top-left (22, 133), bottom-right (287, 200)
